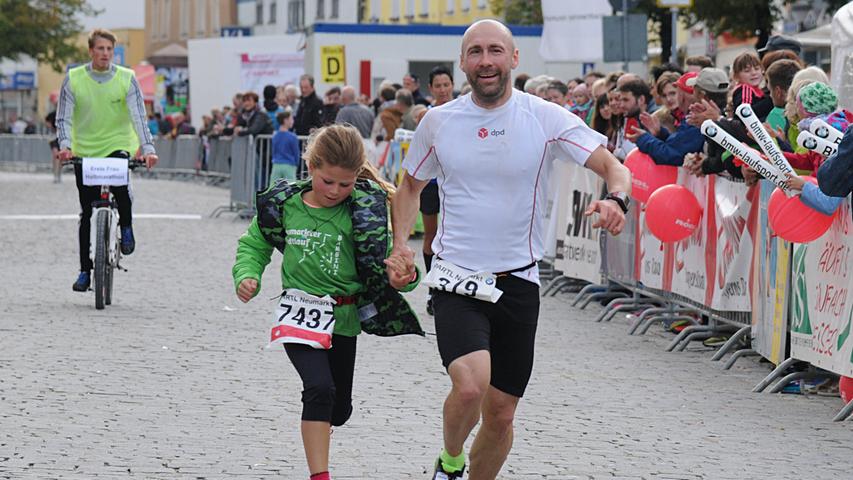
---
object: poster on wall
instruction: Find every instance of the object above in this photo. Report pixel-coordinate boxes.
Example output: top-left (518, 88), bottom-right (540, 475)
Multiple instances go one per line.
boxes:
top-left (751, 181), bottom-right (790, 365)
top-left (240, 53), bottom-right (304, 97)
top-left (710, 178), bottom-right (757, 312)
top-left (790, 198), bottom-right (853, 377)
top-left (156, 67), bottom-right (189, 115)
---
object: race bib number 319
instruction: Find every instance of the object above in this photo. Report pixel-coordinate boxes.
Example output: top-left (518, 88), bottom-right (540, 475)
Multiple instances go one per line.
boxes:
top-left (269, 289), bottom-right (336, 349)
top-left (422, 259), bottom-right (503, 303)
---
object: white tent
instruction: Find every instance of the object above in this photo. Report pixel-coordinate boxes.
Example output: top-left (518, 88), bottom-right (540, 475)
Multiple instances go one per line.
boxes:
top-left (831, 2), bottom-right (853, 111)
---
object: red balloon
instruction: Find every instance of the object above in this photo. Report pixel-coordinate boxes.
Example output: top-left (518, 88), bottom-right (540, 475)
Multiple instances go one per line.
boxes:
top-left (841, 376), bottom-right (853, 403)
top-left (768, 176), bottom-right (835, 243)
top-left (645, 184), bottom-right (703, 243)
top-left (624, 148), bottom-right (678, 204)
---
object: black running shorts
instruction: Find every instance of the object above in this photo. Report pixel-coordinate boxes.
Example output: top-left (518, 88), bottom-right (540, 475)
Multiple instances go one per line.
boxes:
top-left (419, 181), bottom-right (440, 215)
top-left (432, 274), bottom-right (540, 398)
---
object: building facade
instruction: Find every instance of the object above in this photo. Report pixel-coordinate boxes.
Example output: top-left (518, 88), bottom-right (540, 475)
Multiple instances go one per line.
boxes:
top-left (146, 0), bottom-right (238, 54)
top-left (361, 0), bottom-right (496, 25)
top-left (237, 0), bottom-right (359, 34)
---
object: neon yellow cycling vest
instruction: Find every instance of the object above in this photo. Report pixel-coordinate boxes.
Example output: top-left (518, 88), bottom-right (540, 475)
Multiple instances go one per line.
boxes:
top-left (68, 64), bottom-right (140, 157)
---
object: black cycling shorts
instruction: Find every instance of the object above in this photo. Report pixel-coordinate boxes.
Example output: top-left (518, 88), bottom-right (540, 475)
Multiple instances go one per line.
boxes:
top-left (432, 274), bottom-right (540, 398)
top-left (419, 181), bottom-right (440, 215)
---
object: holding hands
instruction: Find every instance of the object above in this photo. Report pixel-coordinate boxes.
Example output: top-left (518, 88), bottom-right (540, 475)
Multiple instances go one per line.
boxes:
top-left (385, 245), bottom-right (417, 290)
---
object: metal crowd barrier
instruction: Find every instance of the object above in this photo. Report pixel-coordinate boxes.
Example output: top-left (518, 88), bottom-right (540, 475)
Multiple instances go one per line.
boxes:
top-left (0, 134), bottom-right (54, 170)
top-left (543, 171), bottom-right (852, 422)
top-left (211, 133), bottom-right (310, 218)
top-left (0, 133), bottom-right (231, 180)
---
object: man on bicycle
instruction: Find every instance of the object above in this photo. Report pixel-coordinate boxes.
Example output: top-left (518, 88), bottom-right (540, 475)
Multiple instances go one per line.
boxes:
top-left (56, 28), bottom-right (158, 292)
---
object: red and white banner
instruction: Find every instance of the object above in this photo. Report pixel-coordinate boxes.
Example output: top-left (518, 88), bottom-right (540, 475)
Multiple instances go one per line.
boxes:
top-left (669, 173), bottom-right (714, 305)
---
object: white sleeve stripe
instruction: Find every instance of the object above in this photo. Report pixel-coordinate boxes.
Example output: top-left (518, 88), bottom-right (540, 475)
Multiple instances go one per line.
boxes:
top-left (56, 76), bottom-right (75, 149)
top-left (410, 146), bottom-right (435, 177)
top-left (127, 76), bottom-right (155, 153)
top-left (557, 137), bottom-right (594, 154)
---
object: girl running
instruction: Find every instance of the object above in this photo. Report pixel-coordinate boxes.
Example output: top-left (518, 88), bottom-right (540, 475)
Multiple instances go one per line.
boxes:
top-left (232, 124), bottom-right (423, 480)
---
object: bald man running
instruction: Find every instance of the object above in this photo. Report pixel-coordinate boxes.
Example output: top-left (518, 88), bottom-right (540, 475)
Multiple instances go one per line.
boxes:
top-left (390, 20), bottom-right (632, 479)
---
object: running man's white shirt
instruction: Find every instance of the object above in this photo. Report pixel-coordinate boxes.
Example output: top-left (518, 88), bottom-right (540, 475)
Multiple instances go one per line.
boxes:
top-left (403, 90), bottom-right (607, 285)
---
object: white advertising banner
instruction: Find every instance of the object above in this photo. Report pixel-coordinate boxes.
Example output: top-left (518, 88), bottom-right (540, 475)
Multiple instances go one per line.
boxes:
top-left (790, 198), bottom-right (853, 377)
top-left (710, 178), bottom-right (756, 312)
top-left (539, 0), bottom-right (610, 61)
top-left (240, 52), bottom-right (304, 95)
top-left (543, 160), bottom-right (573, 259)
top-left (553, 162), bottom-right (603, 284)
top-left (637, 207), bottom-right (664, 290)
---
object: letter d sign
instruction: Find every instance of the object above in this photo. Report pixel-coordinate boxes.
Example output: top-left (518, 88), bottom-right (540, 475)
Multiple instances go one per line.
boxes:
top-left (321, 45), bottom-right (346, 84)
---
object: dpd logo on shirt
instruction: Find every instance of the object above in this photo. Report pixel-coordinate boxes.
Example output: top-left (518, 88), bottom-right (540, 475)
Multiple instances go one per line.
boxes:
top-left (477, 128), bottom-right (505, 139)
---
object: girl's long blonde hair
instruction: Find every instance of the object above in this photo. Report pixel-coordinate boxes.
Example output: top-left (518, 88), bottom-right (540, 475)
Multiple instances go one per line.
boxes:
top-left (303, 124), bottom-right (396, 197)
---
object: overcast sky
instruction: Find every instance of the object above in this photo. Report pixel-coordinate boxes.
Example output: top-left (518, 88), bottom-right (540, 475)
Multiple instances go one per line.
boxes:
top-left (81, 0), bottom-right (145, 30)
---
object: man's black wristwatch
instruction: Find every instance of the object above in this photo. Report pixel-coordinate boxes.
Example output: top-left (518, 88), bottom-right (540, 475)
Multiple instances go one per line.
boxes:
top-left (604, 192), bottom-right (630, 214)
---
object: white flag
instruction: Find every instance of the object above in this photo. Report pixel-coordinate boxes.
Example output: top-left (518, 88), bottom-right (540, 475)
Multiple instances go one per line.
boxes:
top-left (539, 0), bottom-right (611, 62)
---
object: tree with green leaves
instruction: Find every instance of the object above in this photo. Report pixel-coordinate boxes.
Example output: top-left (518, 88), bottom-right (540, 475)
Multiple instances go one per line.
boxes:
top-left (489, 0), bottom-right (543, 26)
top-left (0, 0), bottom-right (97, 71)
top-left (685, 0), bottom-right (778, 53)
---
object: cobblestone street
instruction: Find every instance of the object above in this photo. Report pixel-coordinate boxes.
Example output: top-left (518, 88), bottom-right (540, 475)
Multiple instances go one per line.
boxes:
top-left (1, 172), bottom-right (850, 479)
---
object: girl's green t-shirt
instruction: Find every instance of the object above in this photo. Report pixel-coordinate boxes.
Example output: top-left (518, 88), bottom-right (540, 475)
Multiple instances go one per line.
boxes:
top-left (279, 194), bottom-right (362, 336)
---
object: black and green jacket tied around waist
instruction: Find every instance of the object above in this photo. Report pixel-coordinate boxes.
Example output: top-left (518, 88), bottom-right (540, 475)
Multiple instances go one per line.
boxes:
top-left (254, 178), bottom-right (423, 337)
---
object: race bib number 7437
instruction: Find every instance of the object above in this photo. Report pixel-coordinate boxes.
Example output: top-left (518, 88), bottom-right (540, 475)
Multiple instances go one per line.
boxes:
top-left (422, 259), bottom-right (503, 303)
top-left (269, 289), bottom-right (336, 349)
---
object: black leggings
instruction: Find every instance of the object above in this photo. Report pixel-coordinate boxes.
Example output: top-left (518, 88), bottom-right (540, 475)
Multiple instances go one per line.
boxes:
top-left (284, 334), bottom-right (357, 426)
top-left (73, 151), bottom-right (132, 271)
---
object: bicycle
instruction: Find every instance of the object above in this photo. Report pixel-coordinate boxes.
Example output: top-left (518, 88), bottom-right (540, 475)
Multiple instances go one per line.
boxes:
top-left (64, 156), bottom-right (145, 310)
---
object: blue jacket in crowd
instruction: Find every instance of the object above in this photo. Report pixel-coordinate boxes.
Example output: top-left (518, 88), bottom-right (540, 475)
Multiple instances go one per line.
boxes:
top-left (818, 125), bottom-right (853, 199)
top-left (635, 122), bottom-right (705, 166)
top-left (801, 182), bottom-right (845, 216)
top-left (272, 130), bottom-right (300, 166)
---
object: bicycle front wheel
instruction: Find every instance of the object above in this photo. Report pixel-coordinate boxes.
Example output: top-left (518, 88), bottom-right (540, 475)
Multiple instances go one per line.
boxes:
top-left (94, 209), bottom-right (109, 310)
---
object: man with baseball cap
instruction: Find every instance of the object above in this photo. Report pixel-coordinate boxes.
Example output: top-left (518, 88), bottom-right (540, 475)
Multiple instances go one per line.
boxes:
top-left (674, 71), bottom-right (698, 95)
top-left (626, 71), bottom-right (705, 166)
top-left (687, 67), bottom-right (729, 94)
top-left (758, 35), bottom-right (803, 58)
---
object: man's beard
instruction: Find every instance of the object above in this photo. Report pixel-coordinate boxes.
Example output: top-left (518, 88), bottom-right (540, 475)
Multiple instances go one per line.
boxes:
top-left (467, 69), bottom-right (509, 104)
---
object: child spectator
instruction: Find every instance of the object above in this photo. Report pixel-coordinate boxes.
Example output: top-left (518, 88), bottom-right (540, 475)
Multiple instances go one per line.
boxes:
top-left (569, 83), bottom-right (594, 125)
top-left (731, 52), bottom-right (774, 121)
top-left (270, 111), bottom-right (301, 183)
